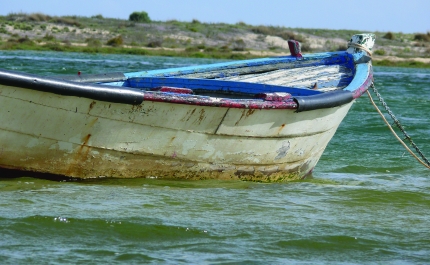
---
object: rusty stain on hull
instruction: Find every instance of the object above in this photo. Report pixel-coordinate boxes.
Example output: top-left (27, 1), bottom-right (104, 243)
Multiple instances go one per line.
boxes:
top-left (1, 147), bottom-right (317, 182)
top-left (197, 109), bottom-right (206, 124)
top-left (0, 115), bottom-right (329, 182)
top-left (182, 108), bottom-right (197, 122)
top-left (65, 133), bottom-right (92, 176)
top-left (235, 109), bottom-right (257, 126)
top-left (0, 88), bottom-right (347, 181)
top-left (86, 117), bottom-right (98, 128)
top-left (88, 101), bottom-right (96, 113)
top-left (0, 34), bottom-right (374, 182)
top-left (81, 133), bottom-right (92, 146)
top-left (276, 124), bottom-right (286, 135)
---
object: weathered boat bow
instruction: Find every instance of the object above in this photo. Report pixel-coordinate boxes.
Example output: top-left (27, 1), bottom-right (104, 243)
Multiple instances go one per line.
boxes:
top-left (0, 34), bottom-right (375, 181)
top-left (0, 69), bottom-right (144, 104)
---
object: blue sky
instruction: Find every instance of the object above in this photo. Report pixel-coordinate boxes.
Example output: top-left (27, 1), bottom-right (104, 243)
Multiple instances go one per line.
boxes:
top-left (1, 0), bottom-right (428, 33)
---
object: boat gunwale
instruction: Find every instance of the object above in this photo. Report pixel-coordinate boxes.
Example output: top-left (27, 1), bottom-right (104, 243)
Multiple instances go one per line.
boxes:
top-left (0, 51), bottom-right (372, 111)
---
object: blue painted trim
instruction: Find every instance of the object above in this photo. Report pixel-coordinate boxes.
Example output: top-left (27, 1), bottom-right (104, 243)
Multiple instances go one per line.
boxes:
top-left (343, 63), bottom-right (370, 92)
top-left (352, 51), bottom-right (372, 64)
top-left (122, 52), bottom-right (353, 79)
top-left (126, 77), bottom-right (322, 96)
top-left (100, 51), bottom-right (358, 97)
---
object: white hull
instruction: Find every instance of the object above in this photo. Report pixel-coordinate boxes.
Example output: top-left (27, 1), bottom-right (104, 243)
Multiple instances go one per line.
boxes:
top-left (0, 85), bottom-right (352, 181)
top-left (0, 33), bottom-right (376, 181)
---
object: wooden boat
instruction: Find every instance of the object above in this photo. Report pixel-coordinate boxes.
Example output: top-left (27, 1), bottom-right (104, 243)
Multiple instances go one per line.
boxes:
top-left (0, 33), bottom-right (375, 181)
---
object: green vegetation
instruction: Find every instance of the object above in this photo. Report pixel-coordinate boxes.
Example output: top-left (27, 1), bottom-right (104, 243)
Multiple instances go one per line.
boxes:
top-left (86, 37), bottom-right (102, 47)
top-left (91, 14), bottom-right (104, 19)
top-left (0, 12), bottom-right (429, 67)
top-left (374, 49), bottom-right (386, 56)
top-left (129, 11), bottom-right (151, 23)
top-left (147, 40), bottom-right (162, 48)
top-left (414, 32), bottom-right (430, 42)
top-left (373, 59), bottom-right (430, 68)
top-left (0, 38), bottom-right (254, 59)
top-left (383, 32), bottom-right (395, 40)
top-left (106, 35), bottom-right (124, 46)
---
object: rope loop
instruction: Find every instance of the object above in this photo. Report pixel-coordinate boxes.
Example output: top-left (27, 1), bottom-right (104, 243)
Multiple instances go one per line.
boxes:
top-left (348, 42), bottom-right (373, 57)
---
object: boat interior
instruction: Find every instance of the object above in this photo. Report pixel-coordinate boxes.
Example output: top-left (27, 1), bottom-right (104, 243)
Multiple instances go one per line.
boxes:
top-left (121, 55), bottom-right (355, 99)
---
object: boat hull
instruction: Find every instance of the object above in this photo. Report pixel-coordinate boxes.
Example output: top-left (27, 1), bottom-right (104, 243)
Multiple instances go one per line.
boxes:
top-left (0, 84), bottom-right (352, 181)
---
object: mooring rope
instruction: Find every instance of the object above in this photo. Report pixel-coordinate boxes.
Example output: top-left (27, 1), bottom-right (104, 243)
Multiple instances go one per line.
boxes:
top-left (367, 83), bottom-right (430, 169)
top-left (348, 42), bottom-right (373, 57)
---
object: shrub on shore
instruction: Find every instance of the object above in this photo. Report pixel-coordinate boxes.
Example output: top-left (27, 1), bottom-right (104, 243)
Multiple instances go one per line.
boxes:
top-left (232, 39), bottom-right (246, 51)
top-left (414, 33), bottom-right (430, 42)
top-left (147, 40), bottom-right (162, 48)
top-left (42, 33), bottom-right (56, 42)
top-left (86, 37), bottom-right (102, 47)
top-left (106, 35), bottom-right (124, 46)
top-left (91, 14), bottom-right (104, 19)
top-left (28, 13), bottom-right (51, 22)
top-left (383, 32), bottom-right (395, 40)
top-left (129, 11), bottom-right (151, 23)
top-left (374, 49), bottom-right (386, 56)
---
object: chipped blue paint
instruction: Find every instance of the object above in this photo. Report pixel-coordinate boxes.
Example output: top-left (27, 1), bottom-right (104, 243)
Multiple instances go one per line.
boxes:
top-left (0, 33), bottom-right (377, 182)
top-left (122, 52), bottom-right (354, 79)
top-left (126, 77), bottom-right (322, 97)
top-left (275, 141), bottom-right (291, 160)
top-left (100, 35), bottom-right (372, 110)
top-left (343, 64), bottom-right (371, 92)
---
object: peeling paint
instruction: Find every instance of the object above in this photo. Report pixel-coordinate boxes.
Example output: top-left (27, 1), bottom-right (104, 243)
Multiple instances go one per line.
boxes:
top-left (275, 141), bottom-right (290, 160)
top-left (25, 138), bottom-right (40, 148)
top-left (181, 140), bottom-right (197, 155)
top-left (0, 35), bottom-right (374, 181)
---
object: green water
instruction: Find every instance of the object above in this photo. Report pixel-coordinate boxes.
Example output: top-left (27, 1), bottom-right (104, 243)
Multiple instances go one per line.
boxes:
top-left (0, 51), bottom-right (429, 264)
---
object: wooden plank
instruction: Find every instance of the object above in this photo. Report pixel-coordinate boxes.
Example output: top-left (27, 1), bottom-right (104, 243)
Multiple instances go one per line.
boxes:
top-left (123, 52), bottom-right (354, 79)
top-left (126, 77), bottom-right (322, 96)
top-left (219, 64), bottom-right (353, 90)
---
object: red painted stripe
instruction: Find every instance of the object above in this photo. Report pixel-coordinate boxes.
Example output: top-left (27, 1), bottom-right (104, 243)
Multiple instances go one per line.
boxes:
top-left (142, 92), bottom-right (298, 109)
top-left (352, 71), bottom-right (374, 99)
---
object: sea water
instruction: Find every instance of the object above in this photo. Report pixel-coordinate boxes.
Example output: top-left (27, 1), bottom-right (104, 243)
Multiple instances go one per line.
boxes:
top-left (0, 51), bottom-right (429, 264)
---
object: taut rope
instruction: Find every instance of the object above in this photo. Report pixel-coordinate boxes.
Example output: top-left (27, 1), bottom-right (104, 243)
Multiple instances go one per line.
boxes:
top-left (367, 83), bottom-right (430, 169)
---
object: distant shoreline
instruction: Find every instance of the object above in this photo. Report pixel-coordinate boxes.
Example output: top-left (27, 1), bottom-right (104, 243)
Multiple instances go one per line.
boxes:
top-left (372, 56), bottom-right (430, 68)
top-left (1, 13), bottom-right (429, 68)
top-left (1, 43), bottom-right (429, 69)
